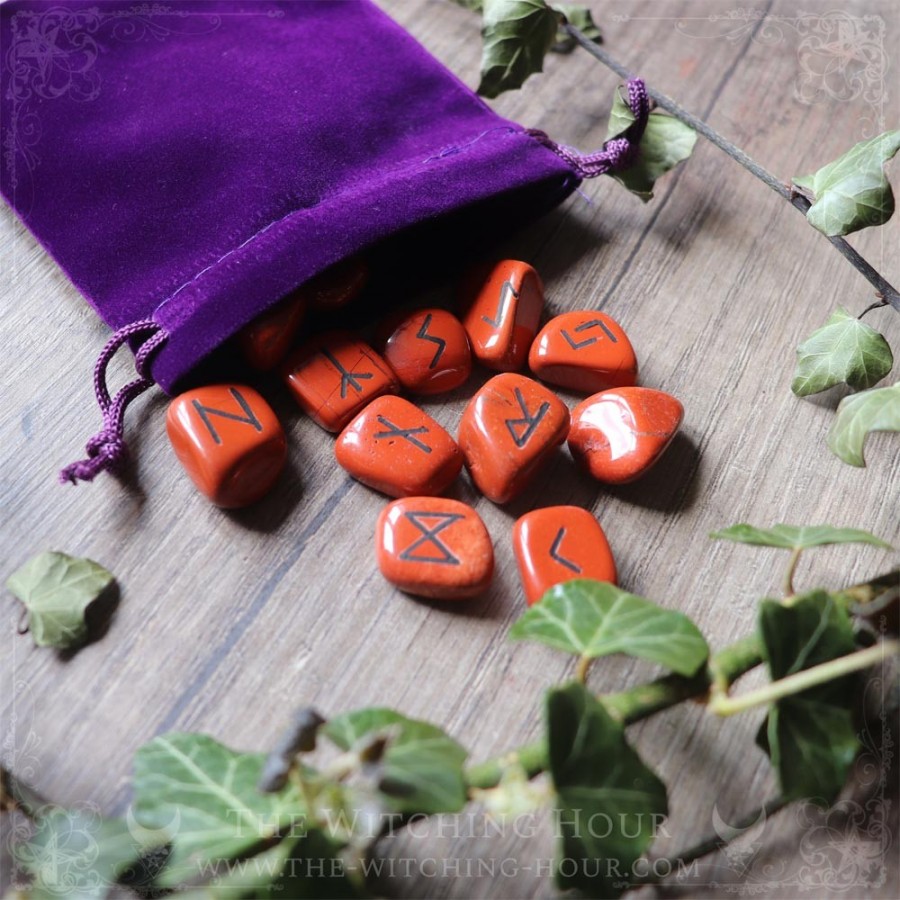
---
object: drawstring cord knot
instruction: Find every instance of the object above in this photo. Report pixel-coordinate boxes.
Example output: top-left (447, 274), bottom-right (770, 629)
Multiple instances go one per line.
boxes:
top-left (527, 78), bottom-right (650, 179)
top-left (59, 320), bottom-right (167, 485)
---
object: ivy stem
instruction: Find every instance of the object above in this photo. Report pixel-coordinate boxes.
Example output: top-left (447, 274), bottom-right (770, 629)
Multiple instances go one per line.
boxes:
top-left (288, 767), bottom-right (319, 819)
top-left (859, 299), bottom-right (890, 319)
top-left (575, 655), bottom-right (592, 683)
top-left (465, 570), bottom-right (897, 791)
top-left (466, 636), bottom-right (761, 790)
top-left (709, 640), bottom-right (899, 716)
top-left (784, 548), bottom-right (802, 597)
top-left (564, 25), bottom-right (900, 313)
top-left (632, 795), bottom-right (790, 887)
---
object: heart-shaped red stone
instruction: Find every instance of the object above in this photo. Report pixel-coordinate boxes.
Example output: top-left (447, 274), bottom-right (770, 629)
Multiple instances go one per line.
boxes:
top-left (568, 387), bottom-right (683, 484)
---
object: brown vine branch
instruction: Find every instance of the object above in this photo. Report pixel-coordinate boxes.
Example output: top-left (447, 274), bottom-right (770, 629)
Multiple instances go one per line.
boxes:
top-left (565, 25), bottom-right (900, 314)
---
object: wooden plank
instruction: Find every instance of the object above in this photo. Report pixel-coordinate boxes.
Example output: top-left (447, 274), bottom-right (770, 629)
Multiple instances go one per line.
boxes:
top-left (1, 0), bottom-right (897, 897)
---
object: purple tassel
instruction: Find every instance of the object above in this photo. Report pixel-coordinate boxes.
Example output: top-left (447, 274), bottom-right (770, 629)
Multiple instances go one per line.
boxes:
top-left (59, 320), bottom-right (167, 485)
top-left (527, 78), bottom-right (650, 179)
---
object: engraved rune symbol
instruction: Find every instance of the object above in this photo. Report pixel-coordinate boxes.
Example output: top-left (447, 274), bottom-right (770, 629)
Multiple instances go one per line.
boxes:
top-left (561, 318), bottom-right (618, 350)
top-left (399, 511), bottom-right (464, 565)
top-left (505, 387), bottom-right (550, 448)
top-left (322, 349), bottom-right (373, 399)
top-left (373, 416), bottom-right (432, 453)
top-left (482, 279), bottom-right (519, 327)
top-left (416, 313), bottom-right (446, 369)
top-left (549, 527), bottom-right (582, 574)
top-left (192, 388), bottom-right (263, 445)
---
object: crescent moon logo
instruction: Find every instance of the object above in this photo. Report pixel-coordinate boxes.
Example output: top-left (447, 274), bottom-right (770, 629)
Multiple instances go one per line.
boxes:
top-left (712, 803), bottom-right (768, 873)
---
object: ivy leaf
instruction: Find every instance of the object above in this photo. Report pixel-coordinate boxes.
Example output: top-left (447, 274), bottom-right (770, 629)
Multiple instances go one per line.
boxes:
top-left (509, 579), bottom-right (709, 676)
top-left (190, 848), bottom-right (294, 899)
top-left (792, 307), bottom-right (893, 396)
top-left (6, 551), bottom-right (114, 649)
top-left (605, 87), bottom-right (697, 200)
top-left (757, 591), bottom-right (860, 803)
top-left (477, 0), bottom-right (563, 99)
top-left (323, 708), bottom-right (468, 815)
top-left (178, 832), bottom-right (365, 900)
top-left (268, 831), bottom-right (366, 899)
top-left (710, 523), bottom-right (891, 551)
top-left (15, 808), bottom-right (151, 900)
top-left (552, 4), bottom-right (602, 53)
top-left (548, 682), bottom-right (667, 897)
top-left (174, 840), bottom-right (296, 899)
top-left (456, 0), bottom-right (600, 56)
top-left (605, 87), bottom-right (638, 141)
top-left (761, 702), bottom-right (860, 805)
top-left (793, 130), bottom-right (900, 236)
top-left (133, 733), bottom-right (305, 889)
top-left (827, 381), bottom-right (900, 467)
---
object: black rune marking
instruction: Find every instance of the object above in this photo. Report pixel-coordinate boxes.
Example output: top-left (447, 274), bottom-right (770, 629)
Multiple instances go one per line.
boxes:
top-left (561, 318), bottom-right (619, 350)
top-left (482, 279), bottom-right (519, 328)
top-left (549, 527), bottom-right (582, 574)
top-left (416, 313), bottom-right (447, 370)
top-left (192, 388), bottom-right (263, 445)
top-left (373, 416), bottom-right (432, 454)
top-left (398, 511), bottom-right (464, 565)
top-left (505, 387), bottom-right (550, 448)
top-left (321, 348), bottom-right (373, 399)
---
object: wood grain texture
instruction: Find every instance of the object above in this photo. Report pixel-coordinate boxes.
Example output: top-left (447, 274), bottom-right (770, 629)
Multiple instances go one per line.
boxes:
top-left (1, 1), bottom-right (898, 897)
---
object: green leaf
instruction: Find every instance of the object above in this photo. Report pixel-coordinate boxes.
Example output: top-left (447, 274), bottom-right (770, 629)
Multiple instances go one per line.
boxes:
top-left (15, 809), bottom-right (150, 900)
top-left (548, 682), bottom-right (667, 897)
top-left (794, 130), bottom-right (900, 236)
top-left (133, 733), bottom-right (305, 889)
top-left (551, 4), bottom-right (602, 52)
top-left (792, 306), bottom-right (893, 396)
top-left (174, 839), bottom-right (295, 899)
top-left (178, 832), bottom-right (365, 900)
top-left (509, 579), bottom-right (709, 676)
top-left (267, 831), bottom-right (365, 899)
top-left (827, 381), bottom-right (900, 467)
top-left (477, 0), bottom-right (563, 99)
top-left (760, 592), bottom-right (858, 693)
top-left (323, 709), bottom-right (468, 815)
top-left (6, 551), bottom-right (114, 649)
top-left (757, 590), bottom-right (860, 802)
top-left (762, 701), bottom-right (860, 806)
top-left (605, 87), bottom-right (697, 200)
top-left (452, 0), bottom-right (484, 10)
top-left (710, 523), bottom-right (891, 551)
top-left (605, 87), bottom-right (638, 142)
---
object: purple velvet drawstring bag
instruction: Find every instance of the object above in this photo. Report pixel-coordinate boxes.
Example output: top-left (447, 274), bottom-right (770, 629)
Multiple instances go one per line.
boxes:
top-left (0, 0), bottom-right (648, 484)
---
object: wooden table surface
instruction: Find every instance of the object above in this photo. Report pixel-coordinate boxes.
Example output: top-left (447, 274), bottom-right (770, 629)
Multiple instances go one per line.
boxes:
top-left (2, 1), bottom-right (898, 897)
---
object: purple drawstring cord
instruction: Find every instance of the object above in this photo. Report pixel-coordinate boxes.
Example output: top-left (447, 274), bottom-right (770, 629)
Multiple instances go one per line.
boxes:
top-left (59, 320), bottom-right (167, 485)
top-left (527, 78), bottom-right (650, 178)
